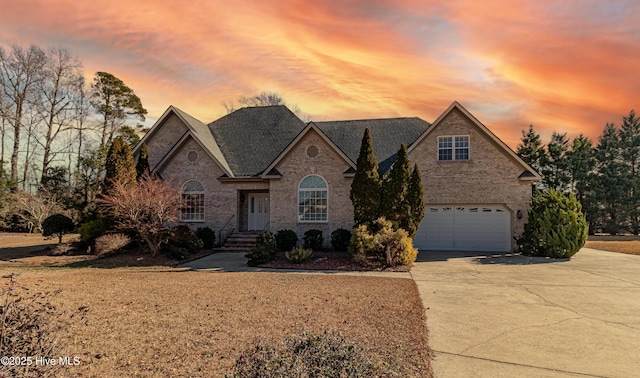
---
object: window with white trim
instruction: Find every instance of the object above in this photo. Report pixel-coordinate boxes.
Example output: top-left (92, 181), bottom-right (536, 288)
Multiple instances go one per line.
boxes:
top-left (181, 180), bottom-right (205, 221)
top-left (438, 135), bottom-right (469, 161)
top-left (298, 175), bottom-right (328, 222)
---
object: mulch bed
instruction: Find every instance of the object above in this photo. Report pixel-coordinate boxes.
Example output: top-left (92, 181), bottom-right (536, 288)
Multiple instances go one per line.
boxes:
top-left (259, 250), bottom-right (411, 272)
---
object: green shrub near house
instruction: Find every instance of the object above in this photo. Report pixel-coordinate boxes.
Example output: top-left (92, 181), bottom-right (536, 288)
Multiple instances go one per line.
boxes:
top-left (517, 189), bottom-right (588, 258)
top-left (246, 231), bottom-right (277, 266)
top-left (331, 228), bottom-right (352, 251)
top-left (195, 226), bottom-right (216, 249)
top-left (275, 229), bottom-right (298, 251)
top-left (303, 229), bottom-right (323, 250)
top-left (285, 246), bottom-right (313, 263)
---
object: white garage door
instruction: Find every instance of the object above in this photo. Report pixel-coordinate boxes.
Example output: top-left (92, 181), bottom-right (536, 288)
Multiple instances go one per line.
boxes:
top-left (414, 206), bottom-right (511, 252)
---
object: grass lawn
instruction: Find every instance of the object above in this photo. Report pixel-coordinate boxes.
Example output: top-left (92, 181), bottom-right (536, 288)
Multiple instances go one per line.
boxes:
top-left (585, 239), bottom-right (640, 256)
top-left (0, 233), bottom-right (432, 377)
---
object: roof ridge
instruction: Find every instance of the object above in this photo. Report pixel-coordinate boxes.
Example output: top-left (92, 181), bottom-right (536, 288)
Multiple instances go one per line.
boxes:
top-left (315, 116), bottom-right (425, 123)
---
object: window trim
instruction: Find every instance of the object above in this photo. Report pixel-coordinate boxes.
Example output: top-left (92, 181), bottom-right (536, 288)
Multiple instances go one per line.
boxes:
top-left (297, 174), bottom-right (328, 223)
top-left (180, 179), bottom-right (205, 222)
top-left (437, 135), bottom-right (470, 161)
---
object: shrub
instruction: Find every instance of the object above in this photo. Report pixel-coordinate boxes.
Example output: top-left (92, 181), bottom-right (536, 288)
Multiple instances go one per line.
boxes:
top-left (331, 228), bottom-right (352, 251)
top-left (78, 218), bottom-right (107, 250)
top-left (285, 246), bottom-right (313, 263)
top-left (275, 229), bottom-right (298, 251)
top-left (170, 225), bottom-right (203, 253)
top-left (42, 213), bottom-right (75, 244)
top-left (232, 331), bottom-right (395, 377)
top-left (303, 229), bottom-right (323, 250)
top-left (195, 227), bottom-right (216, 249)
top-left (348, 218), bottom-right (418, 267)
top-left (517, 189), bottom-right (588, 258)
top-left (94, 233), bottom-right (131, 257)
top-left (246, 231), bottom-right (277, 266)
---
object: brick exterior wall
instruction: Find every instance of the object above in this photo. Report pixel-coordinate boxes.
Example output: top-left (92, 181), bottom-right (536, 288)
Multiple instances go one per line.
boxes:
top-left (269, 129), bottom-right (355, 247)
top-left (144, 114), bottom-right (188, 169)
top-left (408, 109), bottom-right (533, 249)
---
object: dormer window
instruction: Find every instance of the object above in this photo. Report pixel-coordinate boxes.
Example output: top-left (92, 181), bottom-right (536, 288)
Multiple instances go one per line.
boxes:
top-left (438, 135), bottom-right (469, 161)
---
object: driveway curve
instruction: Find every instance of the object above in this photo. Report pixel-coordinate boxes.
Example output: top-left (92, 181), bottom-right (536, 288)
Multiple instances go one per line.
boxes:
top-left (411, 248), bottom-right (640, 377)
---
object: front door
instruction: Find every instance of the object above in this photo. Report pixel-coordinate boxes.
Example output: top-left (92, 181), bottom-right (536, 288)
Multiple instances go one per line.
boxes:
top-left (248, 193), bottom-right (269, 231)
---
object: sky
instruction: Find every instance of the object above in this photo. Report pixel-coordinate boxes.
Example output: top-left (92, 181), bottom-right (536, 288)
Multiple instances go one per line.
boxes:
top-left (1, 0), bottom-right (638, 147)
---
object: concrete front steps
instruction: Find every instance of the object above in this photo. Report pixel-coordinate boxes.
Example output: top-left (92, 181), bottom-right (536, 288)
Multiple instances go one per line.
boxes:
top-left (213, 231), bottom-right (260, 253)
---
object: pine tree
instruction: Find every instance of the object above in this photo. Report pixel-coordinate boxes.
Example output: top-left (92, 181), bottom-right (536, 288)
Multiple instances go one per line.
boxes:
top-left (103, 136), bottom-right (136, 193)
top-left (541, 132), bottom-right (571, 191)
top-left (380, 144), bottom-right (411, 228)
top-left (516, 124), bottom-right (546, 173)
top-left (400, 163), bottom-right (425, 238)
top-left (350, 128), bottom-right (380, 227)
top-left (619, 110), bottom-right (640, 234)
top-left (567, 134), bottom-right (596, 231)
top-left (135, 142), bottom-right (150, 181)
top-left (593, 123), bottom-right (627, 234)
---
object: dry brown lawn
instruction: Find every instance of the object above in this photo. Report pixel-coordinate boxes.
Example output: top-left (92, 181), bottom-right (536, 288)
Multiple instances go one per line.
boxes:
top-left (0, 233), bottom-right (432, 377)
top-left (585, 239), bottom-right (640, 256)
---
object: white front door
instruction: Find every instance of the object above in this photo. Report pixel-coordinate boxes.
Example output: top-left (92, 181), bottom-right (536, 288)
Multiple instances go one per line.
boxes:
top-left (248, 193), bottom-right (269, 231)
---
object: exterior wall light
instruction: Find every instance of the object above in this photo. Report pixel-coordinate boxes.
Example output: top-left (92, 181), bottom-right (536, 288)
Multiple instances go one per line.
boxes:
top-left (517, 209), bottom-right (523, 219)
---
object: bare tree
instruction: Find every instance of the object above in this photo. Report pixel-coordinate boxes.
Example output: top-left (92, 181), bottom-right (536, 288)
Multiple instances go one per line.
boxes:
top-left (11, 189), bottom-right (61, 232)
top-left (37, 47), bottom-right (84, 184)
top-left (100, 172), bottom-right (182, 256)
top-left (0, 44), bottom-right (47, 186)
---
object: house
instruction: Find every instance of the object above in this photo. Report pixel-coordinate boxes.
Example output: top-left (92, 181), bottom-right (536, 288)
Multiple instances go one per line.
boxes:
top-left (134, 101), bottom-right (540, 252)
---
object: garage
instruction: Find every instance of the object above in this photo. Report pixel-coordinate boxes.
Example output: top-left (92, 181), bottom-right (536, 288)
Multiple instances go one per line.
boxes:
top-left (414, 205), bottom-right (511, 252)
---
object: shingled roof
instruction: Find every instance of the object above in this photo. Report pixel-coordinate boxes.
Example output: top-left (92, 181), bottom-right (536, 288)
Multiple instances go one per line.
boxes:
top-left (315, 118), bottom-right (431, 172)
top-left (208, 106), bottom-right (306, 176)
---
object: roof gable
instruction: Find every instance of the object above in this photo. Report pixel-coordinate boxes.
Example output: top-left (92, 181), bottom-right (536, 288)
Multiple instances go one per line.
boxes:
top-left (407, 101), bottom-right (541, 180)
top-left (261, 123), bottom-right (355, 178)
top-left (208, 106), bottom-right (306, 176)
top-left (134, 106), bottom-right (233, 177)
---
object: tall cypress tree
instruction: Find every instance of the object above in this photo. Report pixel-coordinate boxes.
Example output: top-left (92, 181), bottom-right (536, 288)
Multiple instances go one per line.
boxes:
top-left (401, 163), bottom-right (425, 238)
top-left (103, 136), bottom-right (136, 193)
top-left (136, 142), bottom-right (150, 181)
top-left (619, 110), bottom-right (640, 234)
top-left (380, 144), bottom-right (411, 227)
top-left (350, 128), bottom-right (380, 227)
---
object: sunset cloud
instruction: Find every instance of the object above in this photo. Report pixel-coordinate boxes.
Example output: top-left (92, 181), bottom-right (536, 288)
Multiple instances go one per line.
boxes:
top-left (0, 0), bottom-right (637, 147)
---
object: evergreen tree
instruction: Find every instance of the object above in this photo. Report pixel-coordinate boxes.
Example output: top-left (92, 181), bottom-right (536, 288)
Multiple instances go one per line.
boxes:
top-left (567, 134), bottom-right (597, 231)
top-left (135, 142), bottom-right (150, 181)
top-left (541, 132), bottom-right (571, 191)
top-left (593, 123), bottom-right (627, 234)
top-left (400, 163), bottom-right (425, 238)
top-left (380, 144), bottom-right (411, 228)
top-left (516, 124), bottom-right (546, 173)
top-left (619, 110), bottom-right (640, 234)
top-left (103, 136), bottom-right (136, 193)
top-left (350, 128), bottom-right (380, 227)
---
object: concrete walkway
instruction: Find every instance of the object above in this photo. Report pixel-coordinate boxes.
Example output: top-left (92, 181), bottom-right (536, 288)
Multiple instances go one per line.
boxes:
top-left (412, 248), bottom-right (640, 377)
top-left (180, 248), bottom-right (640, 377)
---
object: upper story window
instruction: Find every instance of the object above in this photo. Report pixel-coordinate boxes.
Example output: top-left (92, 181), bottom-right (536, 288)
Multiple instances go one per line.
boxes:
top-left (438, 135), bottom-right (469, 161)
top-left (181, 180), bottom-right (205, 222)
top-left (298, 175), bottom-right (328, 222)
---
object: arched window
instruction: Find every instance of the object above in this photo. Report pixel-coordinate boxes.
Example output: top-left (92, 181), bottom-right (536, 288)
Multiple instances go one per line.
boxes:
top-left (181, 180), bottom-right (205, 221)
top-left (298, 175), bottom-right (328, 222)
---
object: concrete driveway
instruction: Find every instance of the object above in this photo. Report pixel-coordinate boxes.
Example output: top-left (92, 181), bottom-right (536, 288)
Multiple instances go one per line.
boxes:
top-left (411, 248), bottom-right (640, 377)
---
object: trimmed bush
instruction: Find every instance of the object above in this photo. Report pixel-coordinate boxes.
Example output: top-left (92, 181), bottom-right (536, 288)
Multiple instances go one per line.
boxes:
top-left (517, 189), bottom-right (588, 258)
top-left (195, 227), bottom-right (216, 249)
top-left (78, 218), bottom-right (107, 250)
top-left (275, 229), bottom-right (298, 251)
top-left (285, 246), bottom-right (313, 263)
top-left (170, 225), bottom-right (203, 253)
top-left (303, 229), bottom-right (323, 250)
top-left (348, 218), bottom-right (418, 267)
top-left (232, 331), bottom-right (395, 377)
top-left (42, 213), bottom-right (74, 243)
top-left (331, 228), bottom-right (352, 251)
top-left (246, 231), bottom-right (277, 266)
